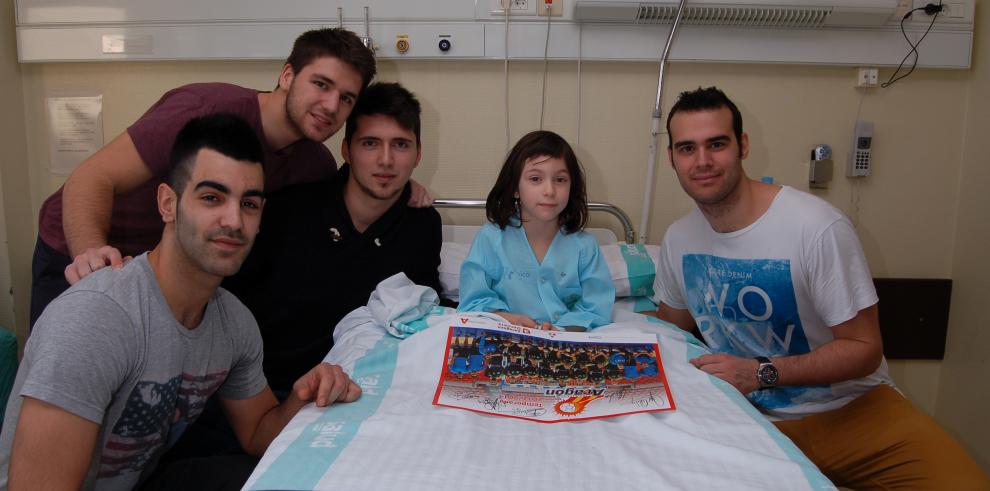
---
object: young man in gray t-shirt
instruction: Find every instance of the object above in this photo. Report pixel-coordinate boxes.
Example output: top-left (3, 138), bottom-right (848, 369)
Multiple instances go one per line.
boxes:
top-left (0, 113), bottom-right (361, 490)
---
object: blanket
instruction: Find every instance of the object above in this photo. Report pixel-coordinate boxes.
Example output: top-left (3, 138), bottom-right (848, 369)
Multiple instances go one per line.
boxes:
top-left (245, 277), bottom-right (833, 490)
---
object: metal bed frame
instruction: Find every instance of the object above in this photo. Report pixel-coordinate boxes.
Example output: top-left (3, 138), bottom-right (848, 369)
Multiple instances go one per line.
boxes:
top-left (433, 199), bottom-right (636, 244)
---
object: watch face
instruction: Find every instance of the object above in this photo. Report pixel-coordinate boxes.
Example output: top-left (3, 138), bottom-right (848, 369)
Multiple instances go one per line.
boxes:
top-left (758, 364), bottom-right (779, 386)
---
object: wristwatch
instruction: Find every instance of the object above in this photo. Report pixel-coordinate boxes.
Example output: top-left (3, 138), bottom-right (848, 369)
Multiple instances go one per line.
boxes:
top-left (755, 356), bottom-right (778, 389)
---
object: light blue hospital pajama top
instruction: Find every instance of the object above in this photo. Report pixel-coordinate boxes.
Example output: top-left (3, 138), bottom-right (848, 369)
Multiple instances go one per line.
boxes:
top-left (457, 221), bottom-right (615, 329)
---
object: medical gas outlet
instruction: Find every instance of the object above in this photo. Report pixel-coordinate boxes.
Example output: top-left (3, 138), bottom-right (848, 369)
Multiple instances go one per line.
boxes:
top-left (809, 144), bottom-right (833, 189)
top-left (396, 35), bottom-right (410, 54)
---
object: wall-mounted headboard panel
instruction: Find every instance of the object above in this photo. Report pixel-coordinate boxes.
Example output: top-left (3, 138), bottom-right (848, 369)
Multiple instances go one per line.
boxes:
top-left (15, 0), bottom-right (975, 68)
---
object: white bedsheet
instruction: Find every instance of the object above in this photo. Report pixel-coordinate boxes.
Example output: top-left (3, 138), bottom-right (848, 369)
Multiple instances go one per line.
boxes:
top-left (245, 308), bottom-right (833, 490)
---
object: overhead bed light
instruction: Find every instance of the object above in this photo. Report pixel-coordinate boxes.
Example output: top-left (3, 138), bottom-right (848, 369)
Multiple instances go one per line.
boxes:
top-left (575, 0), bottom-right (898, 28)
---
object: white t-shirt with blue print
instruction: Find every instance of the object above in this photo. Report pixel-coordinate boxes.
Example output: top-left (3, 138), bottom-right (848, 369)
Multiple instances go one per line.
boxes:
top-left (652, 186), bottom-right (893, 419)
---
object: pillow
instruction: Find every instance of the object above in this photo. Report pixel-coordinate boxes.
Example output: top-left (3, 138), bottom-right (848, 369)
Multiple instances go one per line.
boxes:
top-left (438, 241), bottom-right (660, 301)
top-left (439, 241), bottom-right (470, 301)
top-left (600, 243), bottom-right (660, 298)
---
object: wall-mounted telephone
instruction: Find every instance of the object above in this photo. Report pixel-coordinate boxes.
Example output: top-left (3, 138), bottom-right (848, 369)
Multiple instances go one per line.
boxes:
top-left (847, 121), bottom-right (873, 177)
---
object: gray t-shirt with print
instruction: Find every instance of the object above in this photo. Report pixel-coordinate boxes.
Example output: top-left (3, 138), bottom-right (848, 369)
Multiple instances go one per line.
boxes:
top-left (0, 254), bottom-right (267, 490)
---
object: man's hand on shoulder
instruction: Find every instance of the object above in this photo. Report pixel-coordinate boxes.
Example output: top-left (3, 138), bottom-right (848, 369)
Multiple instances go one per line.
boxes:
top-left (407, 179), bottom-right (434, 208)
top-left (64, 245), bottom-right (133, 285)
top-left (691, 353), bottom-right (761, 395)
top-left (62, 132), bottom-right (153, 269)
top-left (293, 362), bottom-right (361, 408)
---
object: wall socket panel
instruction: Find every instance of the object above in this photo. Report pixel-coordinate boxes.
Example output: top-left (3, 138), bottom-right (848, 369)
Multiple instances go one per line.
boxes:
top-left (509, 0), bottom-right (529, 11)
top-left (490, 0), bottom-right (530, 14)
top-left (857, 67), bottom-right (879, 87)
top-left (907, 0), bottom-right (974, 22)
top-left (491, 0), bottom-right (562, 16)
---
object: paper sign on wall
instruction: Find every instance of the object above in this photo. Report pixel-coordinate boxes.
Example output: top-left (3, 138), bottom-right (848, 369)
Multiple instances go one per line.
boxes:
top-left (46, 95), bottom-right (104, 176)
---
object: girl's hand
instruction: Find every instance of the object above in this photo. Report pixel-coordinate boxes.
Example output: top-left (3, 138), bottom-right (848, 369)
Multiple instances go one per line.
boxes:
top-left (538, 322), bottom-right (554, 331)
top-left (494, 311), bottom-right (537, 328)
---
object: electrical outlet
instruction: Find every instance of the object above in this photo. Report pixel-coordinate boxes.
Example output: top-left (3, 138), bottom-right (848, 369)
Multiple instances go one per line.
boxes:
top-left (910, 0), bottom-right (965, 18)
top-left (492, 0), bottom-right (530, 14)
top-left (940, 2), bottom-right (970, 19)
top-left (537, 0), bottom-right (563, 17)
top-left (857, 67), bottom-right (879, 88)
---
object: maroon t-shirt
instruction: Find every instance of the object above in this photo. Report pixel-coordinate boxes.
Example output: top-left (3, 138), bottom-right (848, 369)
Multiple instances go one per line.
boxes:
top-left (38, 82), bottom-right (337, 257)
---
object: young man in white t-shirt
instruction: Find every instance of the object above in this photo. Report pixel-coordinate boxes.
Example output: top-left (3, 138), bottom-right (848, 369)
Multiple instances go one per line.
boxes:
top-left (650, 86), bottom-right (988, 489)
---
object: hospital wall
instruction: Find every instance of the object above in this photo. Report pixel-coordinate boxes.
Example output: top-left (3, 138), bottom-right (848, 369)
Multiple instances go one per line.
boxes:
top-left (0, 0), bottom-right (33, 349)
top-left (939, 0), bottom-right (990, 472)
top-left (1, 1), bottom-right (988, 472)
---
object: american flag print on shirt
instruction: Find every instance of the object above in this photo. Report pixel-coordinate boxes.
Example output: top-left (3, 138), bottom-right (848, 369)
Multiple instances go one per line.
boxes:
top-left (98, 371), bottom-right (228, 479)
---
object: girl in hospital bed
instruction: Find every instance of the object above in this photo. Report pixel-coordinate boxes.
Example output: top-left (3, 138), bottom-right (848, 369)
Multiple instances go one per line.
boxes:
top-left (457, 130), bottom-right (615, 331)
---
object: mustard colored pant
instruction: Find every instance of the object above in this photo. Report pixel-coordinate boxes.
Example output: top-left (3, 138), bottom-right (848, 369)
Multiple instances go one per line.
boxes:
top-left (774, 384), bottom-right (989, 490)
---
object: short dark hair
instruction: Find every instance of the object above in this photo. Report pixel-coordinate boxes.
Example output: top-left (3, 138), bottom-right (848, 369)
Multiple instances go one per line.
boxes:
top-left (285, 28), bottom-right (377, 91)
top-left (487, 130), bottom-right (588, 234)
top-left (343, 82), bottom-right (422, 145)
top-left (666, 86), bottom-right (744, 149)
top-left (167, 113), bottom-right (265, 196)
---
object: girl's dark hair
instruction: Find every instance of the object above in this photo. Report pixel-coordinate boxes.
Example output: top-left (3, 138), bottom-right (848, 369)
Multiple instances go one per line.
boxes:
top-left (486, 130), bottom-right (588, 233)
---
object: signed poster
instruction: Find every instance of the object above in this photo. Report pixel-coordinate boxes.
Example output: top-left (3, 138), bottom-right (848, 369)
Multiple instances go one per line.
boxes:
top-left (433, 323), bottom-right (675, 423)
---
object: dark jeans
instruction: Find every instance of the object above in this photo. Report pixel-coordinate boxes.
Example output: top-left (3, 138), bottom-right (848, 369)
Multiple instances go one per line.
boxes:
top-left (151, 390), bottom-right (290, 489)
top-left (160, 396), bottom-right (244, 462)
top-left (139, 454), bottom-right (258, 491)
top-left (30, 236), bottom-right (72, 328)
top-left (149, 395), bottom-right (254, 490)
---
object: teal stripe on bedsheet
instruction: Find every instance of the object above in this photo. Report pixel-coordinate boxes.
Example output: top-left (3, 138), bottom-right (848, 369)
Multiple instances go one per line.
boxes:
top-left (633, 296), bottom-right (658, 313)
top-left (619, 244), bottom-right (656, 297)
top-left (642, 316), bottom-right (834, 490)
top-left (250, 335), bottom-right (401, 490)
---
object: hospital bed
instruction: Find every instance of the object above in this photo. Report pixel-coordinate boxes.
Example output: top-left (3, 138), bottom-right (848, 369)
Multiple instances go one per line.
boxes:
top-left (243, 201), bottom-right (834, 491)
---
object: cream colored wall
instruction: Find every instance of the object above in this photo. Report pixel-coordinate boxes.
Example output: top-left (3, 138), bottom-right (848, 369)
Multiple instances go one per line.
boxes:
top-left (937, 0), bottom-right (990, 471)
top-left (1, 0), bottom-right (34, 346)
top-left (20, 58), bottom-right (971, 262)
